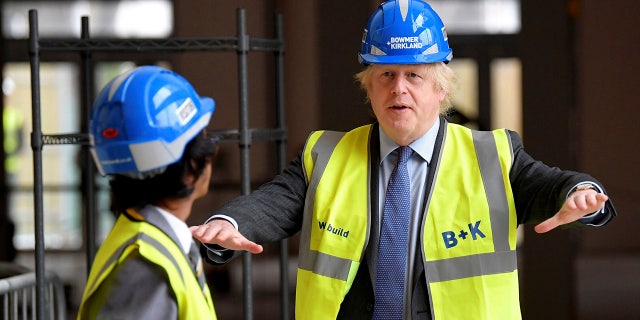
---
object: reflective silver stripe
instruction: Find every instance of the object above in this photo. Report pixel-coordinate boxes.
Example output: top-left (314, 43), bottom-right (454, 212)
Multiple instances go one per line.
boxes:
top-left (472, 130), bottom-right (510, 252)
top-left (305, 131), bottom-right (345, 194)
top-left (138, 233), bottom-right (185, 282)
top-left (298, 131), bottom-right (355, 280)
top-left (298, 249), bottom-right (353, 281)
top-left (88, 232), bottom-right (185, 294)
top-left (425, 250), bottom-right (517, 282)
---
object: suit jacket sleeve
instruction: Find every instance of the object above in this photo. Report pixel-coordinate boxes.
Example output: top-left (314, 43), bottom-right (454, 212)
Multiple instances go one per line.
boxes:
top-left (508, 130), bottom-right (616, 226)
top-left (203, 150), bottom-right (308, 265)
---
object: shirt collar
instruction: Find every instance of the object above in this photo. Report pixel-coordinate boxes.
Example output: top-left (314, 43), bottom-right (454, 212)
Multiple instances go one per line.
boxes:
top-left (152, 205), bottom-right (193, 254)
top-left (379, 118), bottom-right (440, 165)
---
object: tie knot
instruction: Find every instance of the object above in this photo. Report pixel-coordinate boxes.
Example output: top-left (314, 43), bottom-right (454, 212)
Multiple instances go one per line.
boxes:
top-left (397, 146), bottom-right (412, 164)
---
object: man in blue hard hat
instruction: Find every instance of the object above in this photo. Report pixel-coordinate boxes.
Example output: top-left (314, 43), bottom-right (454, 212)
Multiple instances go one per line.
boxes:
top-left (191, 1), bottom-right (616, 319)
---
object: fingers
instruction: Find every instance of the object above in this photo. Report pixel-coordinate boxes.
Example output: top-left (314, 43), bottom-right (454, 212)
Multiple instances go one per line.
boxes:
top-left (534, 191), bottom-right (609, 234)
top-left (570, 191), bottom-right (608, 212)
top-left (190, 221), bottom-right (263, 254)
top-left (240, 241), bottom-right (264, 254)
top-left (190, 222), bottom-right (223, 241)
top-left (595, 193), bottom-right (609, 205)
top-left (534, 217), bottom-right (558, 234)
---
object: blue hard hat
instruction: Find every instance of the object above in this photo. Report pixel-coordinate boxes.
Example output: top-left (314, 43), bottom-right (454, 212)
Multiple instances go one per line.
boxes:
top-left (359, 0), bottom-right (453, 65)
top-left (89, 65), bottom-right (215, 177)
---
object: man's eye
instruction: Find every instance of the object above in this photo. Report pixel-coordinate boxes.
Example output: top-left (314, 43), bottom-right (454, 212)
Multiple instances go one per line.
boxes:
top-left (409, 73), bottom-right (420, 78)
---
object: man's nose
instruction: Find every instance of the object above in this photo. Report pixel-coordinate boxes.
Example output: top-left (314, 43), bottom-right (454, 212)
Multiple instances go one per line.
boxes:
top-left (391, 77), bottom-right (407, 95)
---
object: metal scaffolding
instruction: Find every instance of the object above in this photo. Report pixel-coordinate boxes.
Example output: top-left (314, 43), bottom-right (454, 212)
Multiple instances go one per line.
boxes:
top-left (28, 8), bottom-right (288, 320)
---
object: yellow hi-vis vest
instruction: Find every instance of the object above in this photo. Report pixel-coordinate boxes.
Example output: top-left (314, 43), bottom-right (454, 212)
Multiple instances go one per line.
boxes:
top-left (78, 209), bottom-right (216, 320)
top-left (3, 106), bottom-right (24, 175)
top-left (296, 123), bottom-right (520, 320)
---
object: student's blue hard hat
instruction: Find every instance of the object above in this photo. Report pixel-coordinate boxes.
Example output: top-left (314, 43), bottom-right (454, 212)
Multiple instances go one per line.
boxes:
top-left (89, 65), bottom-right (215, 178)
top-left (359, 0), bottom-right (453, 65)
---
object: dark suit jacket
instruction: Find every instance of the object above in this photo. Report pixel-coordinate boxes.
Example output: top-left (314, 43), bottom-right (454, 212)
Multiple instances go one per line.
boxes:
top-left (205, 117), bottom-right (616, 319)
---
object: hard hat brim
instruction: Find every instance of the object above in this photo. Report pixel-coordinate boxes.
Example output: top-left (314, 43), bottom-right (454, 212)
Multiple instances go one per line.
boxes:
top-left (359, 51), bottom-right (453, 65)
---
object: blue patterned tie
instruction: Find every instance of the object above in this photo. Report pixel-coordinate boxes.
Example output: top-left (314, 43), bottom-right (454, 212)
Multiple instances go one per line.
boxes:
top-left (374, 146), bottom-right (413, 320)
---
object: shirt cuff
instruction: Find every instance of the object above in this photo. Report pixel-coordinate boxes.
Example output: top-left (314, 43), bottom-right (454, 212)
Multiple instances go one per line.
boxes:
top-left (205, 214), bottom-right (239, 230)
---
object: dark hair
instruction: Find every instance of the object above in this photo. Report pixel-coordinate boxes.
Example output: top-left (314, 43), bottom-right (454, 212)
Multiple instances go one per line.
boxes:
top-left (109, 131), bottom-right (217, 214)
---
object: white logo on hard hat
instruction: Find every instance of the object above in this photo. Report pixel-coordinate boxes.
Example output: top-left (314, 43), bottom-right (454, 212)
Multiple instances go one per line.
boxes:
top-left (387, 36), bottom-right (423, 50)
top-left (101, 157), bottom-right (133, 165)
top-left (176, 97), bottom-right (197, 125)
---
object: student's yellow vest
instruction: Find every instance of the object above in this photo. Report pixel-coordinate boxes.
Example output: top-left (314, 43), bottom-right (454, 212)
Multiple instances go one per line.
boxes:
top-left (296, 123), bottom-right (520, 319)
top-left (77, 209), bottom-right (216, 319)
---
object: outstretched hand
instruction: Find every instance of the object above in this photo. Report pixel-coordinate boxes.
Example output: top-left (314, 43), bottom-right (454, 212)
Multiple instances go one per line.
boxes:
top-left (534, 189), bottom-right (608, 233)
top-left (190, 219), bottom-right (263, 254)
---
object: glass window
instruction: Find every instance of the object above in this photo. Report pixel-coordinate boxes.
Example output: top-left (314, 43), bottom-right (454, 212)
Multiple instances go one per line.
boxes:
top-left (428, 0), bottom-right (520, 34)
top-left (2, 0), bottom-right (173, 39)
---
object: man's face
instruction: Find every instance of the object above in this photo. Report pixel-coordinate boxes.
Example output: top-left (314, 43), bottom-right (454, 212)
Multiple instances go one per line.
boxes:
top-left (367, 64), bottom-right (445, 146)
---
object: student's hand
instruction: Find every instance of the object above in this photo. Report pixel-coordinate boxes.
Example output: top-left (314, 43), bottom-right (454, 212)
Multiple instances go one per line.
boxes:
top-left (190, 220), bottom-right (263, 254)
top-left (534, 189), bottom-right (609, 233)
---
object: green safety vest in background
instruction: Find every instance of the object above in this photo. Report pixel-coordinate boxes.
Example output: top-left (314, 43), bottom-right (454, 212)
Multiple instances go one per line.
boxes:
top-left (78, 209), bottom-right (216, 319)
top-left (296, 123), bottom-right (520, 319)
top-left (3, 106), bottom-right (24, 176)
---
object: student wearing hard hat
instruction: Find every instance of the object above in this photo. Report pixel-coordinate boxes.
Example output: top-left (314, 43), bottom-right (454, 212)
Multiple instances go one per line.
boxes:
top-left (191, 0), bottom-right (616, 319)
top-left (78, 66), bottom-right (218, 319)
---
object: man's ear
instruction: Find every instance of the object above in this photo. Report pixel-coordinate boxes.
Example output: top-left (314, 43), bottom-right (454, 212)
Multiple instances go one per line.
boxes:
top-left (438, 87), bottom-right (447, 103)
top-left (181, 159), bottom-right (198, 187)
